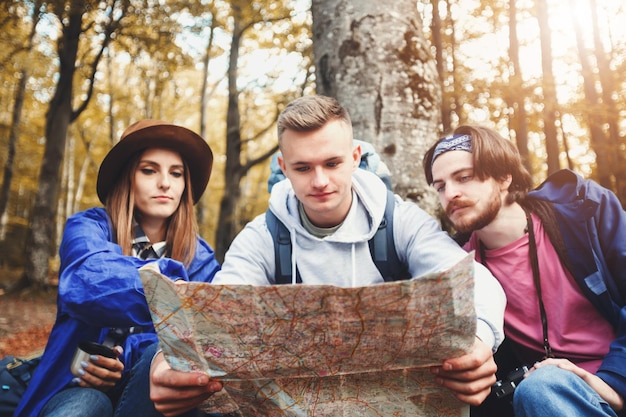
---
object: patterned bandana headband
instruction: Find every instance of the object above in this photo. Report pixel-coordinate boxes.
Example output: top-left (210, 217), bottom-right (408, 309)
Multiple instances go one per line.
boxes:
top-left (431, 133), bottom-right (472, 167)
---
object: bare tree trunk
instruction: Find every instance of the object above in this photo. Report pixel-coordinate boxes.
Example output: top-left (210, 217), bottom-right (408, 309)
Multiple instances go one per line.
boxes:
top-left (311, 0), bottom-right (441, 211)
top-left (213, 2), bottom-right (292, 260)
top-left (570, 2), bottom-right (612, 188)
top-left (73, 138), bottom-right (92, 214)
top-left (0, 71), bottom-right (26, 241)
top-left (0, 1), bottom-right (41, 243)
top-left (64, 136), bottom-right (76, 222)
top-left (589, 0), bottom-right (624, 201)
top-left (214, 3), bottom-right (245, 262)
top-left (197, 15), bottom-right (218, 230)
top-left (430, 0), bottom-right (448, 132)
top-left (557, 113), bottom-right (574, 170)
top-left (442, 0), bottom-right (461, 125)
top-left (23, 1), bottom-right (85, 290)
top-left (106, 47), bottom-right (115, 146)
top-left (536, 0), bottom-right (560, 174)
top-left (23, 0), bottom-right (123, 289)
top-left (508, 0), bottom-right (530, 173)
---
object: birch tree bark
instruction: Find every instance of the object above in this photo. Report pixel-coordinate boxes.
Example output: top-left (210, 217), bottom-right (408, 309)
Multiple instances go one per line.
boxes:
top-left (311, 0), bottom-right (441, 209)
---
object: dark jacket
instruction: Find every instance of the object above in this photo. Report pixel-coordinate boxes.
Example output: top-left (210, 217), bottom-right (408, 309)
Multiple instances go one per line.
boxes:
top-left (15, 207), bottom-right (221, 417)
top-left (529, 169), bottom-right (626, 400)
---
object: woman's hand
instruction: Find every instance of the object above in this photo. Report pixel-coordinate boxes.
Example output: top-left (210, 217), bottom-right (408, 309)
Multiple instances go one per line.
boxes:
top-left (72, 346), bottom-right (124, 392)
top-left (528, 358), bottom-right (624, 412)
top-left (150, 350), bottom-right (223, 417)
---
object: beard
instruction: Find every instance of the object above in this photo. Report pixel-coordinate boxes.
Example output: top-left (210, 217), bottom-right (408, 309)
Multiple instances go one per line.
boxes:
top-left (446, 185), bottom-right (502, 234)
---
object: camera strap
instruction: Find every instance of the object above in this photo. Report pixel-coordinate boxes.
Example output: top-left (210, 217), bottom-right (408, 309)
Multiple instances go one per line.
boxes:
top-left (479, 207), bottom-right (554, 359)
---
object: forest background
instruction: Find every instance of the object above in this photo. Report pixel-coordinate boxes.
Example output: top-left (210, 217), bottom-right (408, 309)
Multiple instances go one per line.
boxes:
top-left (0, 0), bottom-right (624, 293)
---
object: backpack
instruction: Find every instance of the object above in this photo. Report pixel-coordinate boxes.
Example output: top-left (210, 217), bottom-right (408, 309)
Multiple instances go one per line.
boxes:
top-left (265, 139), bottom-right (410, 284)
top-left (0, 354), bottom-right (41, 417)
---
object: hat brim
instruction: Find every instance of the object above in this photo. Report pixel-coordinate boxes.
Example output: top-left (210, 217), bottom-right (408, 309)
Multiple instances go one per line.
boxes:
top-left (96, 123), bottom-right (213, 204)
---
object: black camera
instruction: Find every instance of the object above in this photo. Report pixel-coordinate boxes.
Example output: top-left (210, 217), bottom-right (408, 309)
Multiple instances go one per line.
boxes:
top-left (492, 365), bottom-right (529, 399)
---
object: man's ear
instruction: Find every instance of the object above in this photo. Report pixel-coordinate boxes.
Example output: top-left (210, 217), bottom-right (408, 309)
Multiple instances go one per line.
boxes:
top-left (277, 155), bottom-right (286, 173)
top-left (352, 143), bottom-right (362, 170)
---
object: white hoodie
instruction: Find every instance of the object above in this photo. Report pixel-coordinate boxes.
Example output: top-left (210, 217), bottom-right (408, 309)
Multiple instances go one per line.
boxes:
top-left (213, 169), bottom-right (505, 350)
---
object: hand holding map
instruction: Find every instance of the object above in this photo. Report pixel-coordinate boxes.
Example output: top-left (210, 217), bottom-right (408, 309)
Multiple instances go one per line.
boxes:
top-left (140, 253), bottom-right (476, 416)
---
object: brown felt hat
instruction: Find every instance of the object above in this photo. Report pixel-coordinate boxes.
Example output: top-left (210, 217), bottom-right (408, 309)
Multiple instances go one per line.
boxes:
top-left (96, 119), bottom-right (213, 205)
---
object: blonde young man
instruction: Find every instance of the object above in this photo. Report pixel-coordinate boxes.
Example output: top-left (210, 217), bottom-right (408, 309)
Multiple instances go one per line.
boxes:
top-left (424, 125), bottom-right (625, 417)
top-left (149, 96), bottom-right (506, 416)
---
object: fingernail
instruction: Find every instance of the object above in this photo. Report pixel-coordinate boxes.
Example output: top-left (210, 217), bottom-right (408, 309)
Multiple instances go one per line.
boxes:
top-left (72, 377), bottom-right (81, 385)
top-left (90, 355), bottom-right (99, 361)
top-left (209, 381), bottom-right (223, 391)
top-left (81, 361), bottom-right (89, 368)
top-left (78, 369), bottom-right (85, 376)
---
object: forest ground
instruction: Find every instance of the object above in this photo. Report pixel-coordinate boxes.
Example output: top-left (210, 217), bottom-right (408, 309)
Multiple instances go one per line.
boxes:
top-left (0, 269), bottom-right (56, 357)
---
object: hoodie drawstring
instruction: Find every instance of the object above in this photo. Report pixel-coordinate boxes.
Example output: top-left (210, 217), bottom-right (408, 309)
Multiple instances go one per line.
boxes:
top-left (290, 226), bottom-right (298, 285)
top-left (351, 244), bottom-right (357, 286)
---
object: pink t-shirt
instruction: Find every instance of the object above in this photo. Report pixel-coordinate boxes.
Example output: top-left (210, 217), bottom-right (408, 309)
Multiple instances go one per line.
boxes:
top-left (465, 213), bottom-right (614, 373)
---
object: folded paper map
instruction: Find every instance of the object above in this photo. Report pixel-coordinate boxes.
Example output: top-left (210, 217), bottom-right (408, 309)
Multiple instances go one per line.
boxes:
top-left (140, 253), bottom-right (476, 416)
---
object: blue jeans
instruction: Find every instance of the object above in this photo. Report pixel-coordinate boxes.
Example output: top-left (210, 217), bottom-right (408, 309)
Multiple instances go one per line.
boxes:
top-left (40, 342), bottom-right (220, 417)
top-left (114, 343), bottom-right (222, 417)
top-left (38, 386), bottom-right (113, 417)
top-left (39, 342), bottom-right (160, 417)
top-left (513, 365), bottom-right (619, 417)
top-left (113, 341), bottom-right (160, 417)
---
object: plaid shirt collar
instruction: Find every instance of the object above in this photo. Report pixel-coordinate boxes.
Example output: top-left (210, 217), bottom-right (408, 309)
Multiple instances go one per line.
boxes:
top-left (131, 221), bottom-right (167, 260)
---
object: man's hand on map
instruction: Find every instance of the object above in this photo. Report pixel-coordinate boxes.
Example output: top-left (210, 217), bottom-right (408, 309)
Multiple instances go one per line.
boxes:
top-left (149, 350), bottom-right (224, 417)
top-left (429, 337), bottom-right (497, 406)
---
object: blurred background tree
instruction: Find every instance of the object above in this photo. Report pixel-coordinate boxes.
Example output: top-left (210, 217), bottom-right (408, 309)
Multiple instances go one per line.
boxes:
top-left (0, 0), bottom-right (624, 291)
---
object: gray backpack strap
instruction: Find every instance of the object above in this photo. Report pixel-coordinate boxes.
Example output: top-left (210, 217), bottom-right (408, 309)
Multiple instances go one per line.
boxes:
top-left (267, 190), bottom-right (408, 284)
top-left (266, 210), bottom-right (301, 284)
top-left (369, 190), bottom-right (410, 282)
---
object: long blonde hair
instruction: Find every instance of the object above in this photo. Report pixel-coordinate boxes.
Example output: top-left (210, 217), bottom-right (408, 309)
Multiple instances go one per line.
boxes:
top-left (105, 149), bottom-right (198, 266)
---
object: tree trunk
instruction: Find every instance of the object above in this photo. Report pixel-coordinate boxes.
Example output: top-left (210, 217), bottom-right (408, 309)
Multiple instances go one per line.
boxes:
top-left (213, 2), bottom-right (290, 260)
top-left (570, 2), bottom-right (612, 188)
top-left (197, 15), bottom-right (218, 230)
top-left (311, 0), bottom-right (441, 210)
top-left (536, 0), bottom-right (560, 174)
top-left (23, 0), bottom-right (85, 290)
top-left (0, 1), bottom-right (41, 242)
top-left (214, 3), bottom-right (245, 262)
top-left (430, 0), bottom-right (448, 132)
top-left (589, 0), bottom-right (624, 201)
top-left (0, 71), bottom-right (26, 240)
top-left (73, 137), bottom-right (92, 214)
top-left (21, 0), bottom-right (123, 290)
top-left (446, 1), bottom-right (460, 126)
top-left (508, 0), bottom-right (530, 173)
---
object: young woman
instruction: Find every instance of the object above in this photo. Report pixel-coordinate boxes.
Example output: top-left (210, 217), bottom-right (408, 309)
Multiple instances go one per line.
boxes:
top-left (15, 120), bottom-right (221, 417)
